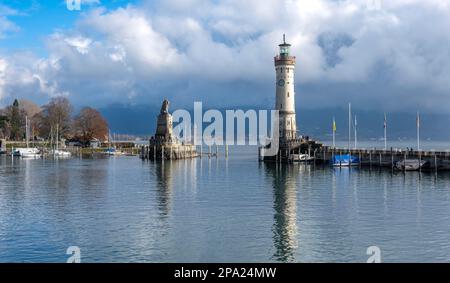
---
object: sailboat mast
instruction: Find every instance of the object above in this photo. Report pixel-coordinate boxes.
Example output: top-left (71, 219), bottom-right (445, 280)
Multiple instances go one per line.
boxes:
top-left (354, 115), bottom-right (357, 149)
top-left (417, 112), bottom-right (420, 151)
top-left (25, 116), bottom-right (29, 148)
top-left (56, 123), bottom-right (59, 152)
top-left (348, 103), bottom-right (351, 150)
top-left (384, 113), bottom-right (387, 150)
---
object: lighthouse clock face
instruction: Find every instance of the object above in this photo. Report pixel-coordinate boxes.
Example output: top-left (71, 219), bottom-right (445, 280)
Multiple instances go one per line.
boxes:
top-left (277, 79), bottom-right (285, 87)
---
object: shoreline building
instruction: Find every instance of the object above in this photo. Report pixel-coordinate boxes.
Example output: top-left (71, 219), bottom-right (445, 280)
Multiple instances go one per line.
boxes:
top-left (140, 99), bottom-right (197, 160)
top-left (262, 35), bottom-right (322, 163)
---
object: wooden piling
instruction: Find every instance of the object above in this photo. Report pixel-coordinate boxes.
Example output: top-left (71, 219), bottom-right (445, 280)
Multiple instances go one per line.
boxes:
top-left (435, 153), bottom-right (438, 173)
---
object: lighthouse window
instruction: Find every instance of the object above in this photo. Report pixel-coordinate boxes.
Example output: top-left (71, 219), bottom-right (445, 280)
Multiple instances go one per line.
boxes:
top-left (287, 92), bottom-right (289, 97)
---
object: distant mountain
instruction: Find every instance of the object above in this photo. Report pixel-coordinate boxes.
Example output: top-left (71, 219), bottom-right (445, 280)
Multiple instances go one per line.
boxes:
top-left (99, 103), bottom-right (450, 141)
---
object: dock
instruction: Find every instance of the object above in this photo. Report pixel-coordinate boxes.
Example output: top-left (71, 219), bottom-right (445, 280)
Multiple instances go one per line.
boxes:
top-left (140, 144), bottom-right (198, 160)
top-left (313, 146), bottom-right (450, 171)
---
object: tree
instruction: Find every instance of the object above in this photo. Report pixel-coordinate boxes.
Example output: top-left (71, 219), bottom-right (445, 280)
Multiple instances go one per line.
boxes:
top-left (73, 107), bottom-right (108, 145)
top-left (0, 111), bottom-right (9, 139)
top-left (19, 99), bottom-right (41, 138)
top-left (19, 99), bottom-right (41, 118)
top-left (36, 97), bottom-right (73, 139)
top-left (6, 99), bottom-right (26, 140)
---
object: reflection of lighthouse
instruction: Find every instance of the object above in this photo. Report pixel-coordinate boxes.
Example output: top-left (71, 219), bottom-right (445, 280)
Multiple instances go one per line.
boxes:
top-left (265, 164), bottom-right (298, 262)
top-left (275, 34), bottom-right (297, 142)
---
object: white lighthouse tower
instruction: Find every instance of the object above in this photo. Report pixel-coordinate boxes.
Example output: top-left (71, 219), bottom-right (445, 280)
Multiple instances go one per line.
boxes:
top-left (275, 34), bottom-right (297, 143)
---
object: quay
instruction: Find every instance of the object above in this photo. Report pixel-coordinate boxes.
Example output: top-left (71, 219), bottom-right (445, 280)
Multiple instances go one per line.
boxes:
top-left (140, 143), bottom-right (198, 160)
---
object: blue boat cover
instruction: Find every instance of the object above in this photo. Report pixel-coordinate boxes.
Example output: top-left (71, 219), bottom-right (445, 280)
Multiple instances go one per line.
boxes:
top-left (332, 154), bottom-right (360, 164)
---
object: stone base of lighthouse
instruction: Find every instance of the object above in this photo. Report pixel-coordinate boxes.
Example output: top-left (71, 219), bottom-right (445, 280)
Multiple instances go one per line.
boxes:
top-left (259, 138), bottom-right (324, 163)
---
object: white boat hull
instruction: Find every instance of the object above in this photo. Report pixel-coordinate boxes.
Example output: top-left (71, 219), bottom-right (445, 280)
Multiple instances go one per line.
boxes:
top-left (13, 148), bottom-right (41, 158)
top-left (395, 159), bottom-right (427, 171)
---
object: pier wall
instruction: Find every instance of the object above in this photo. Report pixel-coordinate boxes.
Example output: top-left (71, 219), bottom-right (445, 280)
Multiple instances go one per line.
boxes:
top-left (140, 144), bottom-right (198, 160)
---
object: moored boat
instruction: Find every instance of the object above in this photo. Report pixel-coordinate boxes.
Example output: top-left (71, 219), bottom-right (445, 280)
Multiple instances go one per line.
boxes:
top-left (395, 159), bottom-right (427, 171)
top-left (50, 149), bottom-right (72, 158)
top-left (13, 148), bottom-right (41, 158)
top-left (291, 153), bottom-right (314, 163)
top-left (332, 154), bottom-right (360, 167)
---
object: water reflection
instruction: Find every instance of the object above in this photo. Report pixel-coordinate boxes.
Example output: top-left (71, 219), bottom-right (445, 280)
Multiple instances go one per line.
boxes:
top-left (154, 161), bottom-right (174, 218)
top-left (264, 163), bottom-right (298, 262)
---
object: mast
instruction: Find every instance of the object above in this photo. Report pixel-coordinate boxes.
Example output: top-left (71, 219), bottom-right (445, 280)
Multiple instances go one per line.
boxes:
top-left (417, 112), bottom-right (420, 151)
top-left (384, 113), bottom-right (387, 150)
top-left (56, 123), bottom-right (59, 152)
top-left (25, 116), bottom-right (29, 148)
top-left (348, 103), bottom-right (351, 150)
top-left (354, 115), bottom-right (357, 149)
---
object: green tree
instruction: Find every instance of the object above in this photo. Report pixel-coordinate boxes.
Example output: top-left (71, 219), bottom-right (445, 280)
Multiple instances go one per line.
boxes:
top-left (8, 99), bottom-right (25, 140)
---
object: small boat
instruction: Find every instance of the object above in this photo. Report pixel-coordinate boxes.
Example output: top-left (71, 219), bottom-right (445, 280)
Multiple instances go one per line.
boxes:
top-left (395, 159), bottom-right (427, 171)
top-left (0, 149), bottom-right (6, 155)
top-left (50, 149), bottom-right (72, 158)
top-left (104, 148), bottom-right (124, 156)
top-left (13, 148), bottom-right (41, 158)
top-left (13, 117), bottom-right (41, 158)
top-left (291, 153), bottom-right (314, 162)
top-left (332, 154), bottom-right (360, 167)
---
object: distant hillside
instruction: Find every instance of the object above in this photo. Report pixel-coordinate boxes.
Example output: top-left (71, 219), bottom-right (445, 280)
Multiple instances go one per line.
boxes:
top-left (99, 103), bottom-right (450, 141)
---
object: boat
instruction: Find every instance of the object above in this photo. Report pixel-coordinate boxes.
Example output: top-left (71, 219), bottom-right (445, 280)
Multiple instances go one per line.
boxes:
top-left (104, 147), bottom-right (124, 156)
top-left (13, 147), bottom-right (41, 158)
top-left (13, 116), bottom-right (41, 158)
top-left (49, 123), bottom-right (72, 158)
top-left (50, 149), bottom-right (72, 158)
top-left (332, 154), bottom-right (360, 166)
top-left (395, 159), bottom-right (427, 171)
top-left (291, 153), bottom-right (314, 162)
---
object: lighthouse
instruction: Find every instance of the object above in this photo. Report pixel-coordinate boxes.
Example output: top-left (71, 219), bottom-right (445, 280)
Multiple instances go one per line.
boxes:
top-left (275, 34), bottom-right (297, 143)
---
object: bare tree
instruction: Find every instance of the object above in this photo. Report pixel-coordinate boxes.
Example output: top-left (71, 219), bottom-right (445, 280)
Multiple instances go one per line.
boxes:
top-left (19, 99), bottom-right (41, 118)
top-left (73, 107), bottom-right (108, 145)
top-left (37, 97), bottom-right (73, 139)
top-left (19, 99), bottom-right (41, 138)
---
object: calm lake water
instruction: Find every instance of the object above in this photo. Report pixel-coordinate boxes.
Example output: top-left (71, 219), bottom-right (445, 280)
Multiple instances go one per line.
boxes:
top-left (1, 143), bottom-right (450, 263)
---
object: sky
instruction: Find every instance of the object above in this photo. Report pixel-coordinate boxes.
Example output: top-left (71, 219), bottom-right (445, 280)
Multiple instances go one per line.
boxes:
top-left (1, 0), bottom-right (450, 116)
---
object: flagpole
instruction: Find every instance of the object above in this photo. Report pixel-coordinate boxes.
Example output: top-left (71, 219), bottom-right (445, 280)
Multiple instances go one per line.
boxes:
top-left (417, 112), bottom-right (420, 151)
top-left (332, 117), bottom-right (336, 148)
top-left (348, 103), bottom-right (351, 150)
top-left (354, 115), bottom-right (357, 149)
top-left (384, 113), bottom-right (387, 150)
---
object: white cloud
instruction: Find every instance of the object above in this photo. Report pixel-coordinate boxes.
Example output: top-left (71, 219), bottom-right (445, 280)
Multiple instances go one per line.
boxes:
top-left (0, 5), bottom-right (19, 39)
top-left (1, 0), bottom-right (450, 112)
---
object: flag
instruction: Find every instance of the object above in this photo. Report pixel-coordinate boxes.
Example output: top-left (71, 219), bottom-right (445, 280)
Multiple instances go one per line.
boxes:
top-left (333, 118), bottom-right (336, 132)
top-left (384, 113), bottom-right (387, 129)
